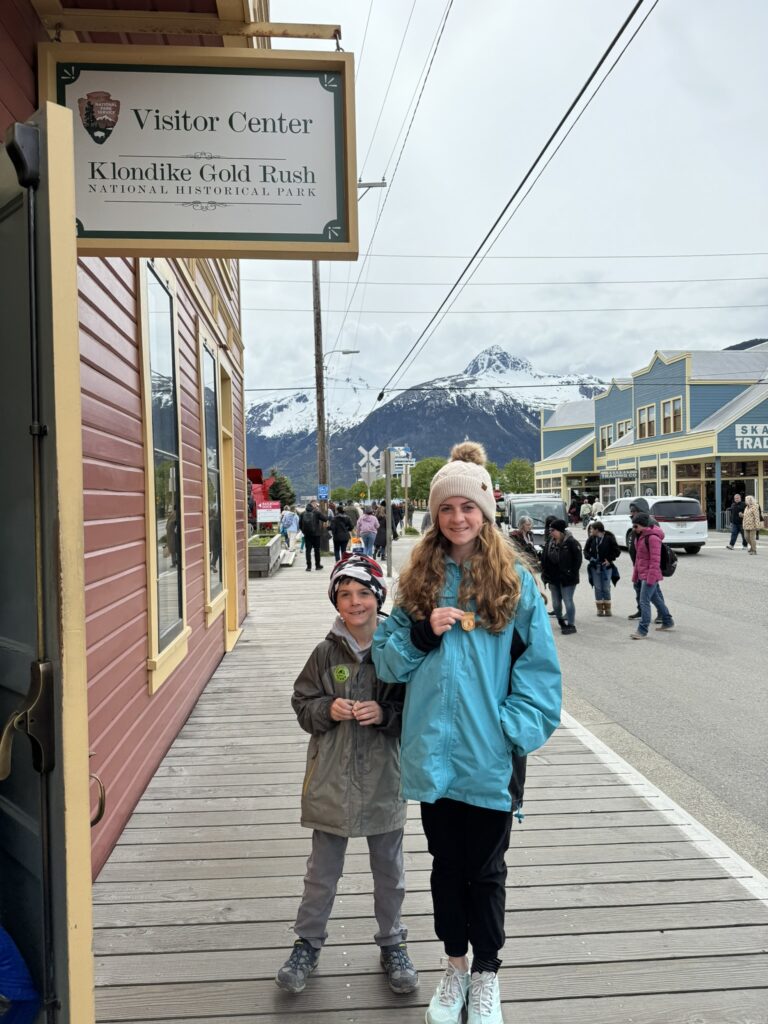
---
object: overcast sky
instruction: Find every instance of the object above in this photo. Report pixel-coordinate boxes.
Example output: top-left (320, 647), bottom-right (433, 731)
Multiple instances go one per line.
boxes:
top-left (241, 0), bottom-right (768, 408)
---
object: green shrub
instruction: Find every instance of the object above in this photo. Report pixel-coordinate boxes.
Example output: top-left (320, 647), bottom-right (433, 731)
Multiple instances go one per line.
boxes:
top-left (404, 526), bottom-right (419, 536)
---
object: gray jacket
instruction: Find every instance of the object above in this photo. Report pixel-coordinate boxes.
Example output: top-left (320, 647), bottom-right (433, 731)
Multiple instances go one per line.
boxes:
top-left (292, 619), bottom-right (407, 837)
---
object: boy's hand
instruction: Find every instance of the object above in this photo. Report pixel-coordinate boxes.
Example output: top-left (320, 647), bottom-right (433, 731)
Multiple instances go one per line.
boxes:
top-left (352, 700), bottom-right (383, 726)
top-left (330, 698), bottom-right (355, 721)
top-left (429, 606), bottom-right (465, 636)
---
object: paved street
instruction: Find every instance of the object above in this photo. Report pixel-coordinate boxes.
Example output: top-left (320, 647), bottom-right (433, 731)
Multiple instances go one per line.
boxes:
top-left (543, 527), bottom-right (768, 876)
top-left (400, 519), bottom-right (767, 876)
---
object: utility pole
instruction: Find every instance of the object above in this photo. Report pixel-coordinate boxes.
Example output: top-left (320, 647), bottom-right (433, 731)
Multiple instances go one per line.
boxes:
top-left (383, 448), bottom-right (393, 578)
top-left (312, 259), bottom-right (327, 513)
top-left (312, 179), bottom-right (386, 513)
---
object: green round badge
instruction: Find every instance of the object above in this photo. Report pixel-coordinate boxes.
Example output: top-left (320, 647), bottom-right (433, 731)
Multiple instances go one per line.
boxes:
top-left (332, 665), bottom-right (350, 683)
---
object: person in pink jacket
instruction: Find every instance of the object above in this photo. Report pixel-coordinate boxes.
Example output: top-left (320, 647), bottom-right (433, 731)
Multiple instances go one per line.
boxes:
top-left (357, 509), bottom-right (380, 558)
top-left (630, 513), bottom-right (674, 639)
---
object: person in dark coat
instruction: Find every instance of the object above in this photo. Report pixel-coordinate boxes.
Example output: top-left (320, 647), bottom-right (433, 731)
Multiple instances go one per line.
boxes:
top-left (329, 507), bottom-right (353, 562)
top-left (299, 501), bottom-right (329, 572)
top-left (541, 519), bottom-right (582, 634)
top-left (374, 510), bottom-right (388, 560)
top-left (584, 521), bottom-right (620, 617)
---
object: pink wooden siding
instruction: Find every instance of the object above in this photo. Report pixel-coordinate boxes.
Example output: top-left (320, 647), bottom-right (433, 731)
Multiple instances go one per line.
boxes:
top-left (2, 2), bottom-right (249, 877)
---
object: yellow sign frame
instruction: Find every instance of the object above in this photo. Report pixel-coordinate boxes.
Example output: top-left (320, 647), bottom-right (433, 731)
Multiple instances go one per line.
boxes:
top-left (38, 43), bottom-right (358, 260)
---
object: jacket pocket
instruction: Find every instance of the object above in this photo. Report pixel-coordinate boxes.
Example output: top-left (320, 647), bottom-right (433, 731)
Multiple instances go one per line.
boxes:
top-left (302, 750), bottom-right (318, 796)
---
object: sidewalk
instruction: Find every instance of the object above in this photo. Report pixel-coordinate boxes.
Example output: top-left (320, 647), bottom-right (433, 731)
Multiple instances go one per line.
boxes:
top-left (92, 537), bottom-right (768, 1023)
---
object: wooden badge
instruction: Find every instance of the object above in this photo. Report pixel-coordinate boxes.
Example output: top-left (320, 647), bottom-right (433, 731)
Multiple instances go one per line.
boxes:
top-left (461, 612), bottom-right (476, 632)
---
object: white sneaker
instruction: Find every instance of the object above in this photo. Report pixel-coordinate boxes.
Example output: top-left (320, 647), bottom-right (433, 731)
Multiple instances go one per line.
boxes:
top-left (425, 963), bottom-right (470, 1024)
top-left (467, 971), bottom-right (504, 1024)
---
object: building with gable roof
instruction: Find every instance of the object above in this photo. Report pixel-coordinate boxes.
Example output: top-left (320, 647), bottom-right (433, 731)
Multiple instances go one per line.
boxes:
top-left (535, 342), bottom-right (768, 524)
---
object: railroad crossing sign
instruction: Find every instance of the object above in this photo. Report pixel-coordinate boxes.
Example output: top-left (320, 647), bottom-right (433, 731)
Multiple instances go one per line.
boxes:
top-left (359, 466), bottom-right (378, 486)
top-left (357, 445), bottom-right (379, 471)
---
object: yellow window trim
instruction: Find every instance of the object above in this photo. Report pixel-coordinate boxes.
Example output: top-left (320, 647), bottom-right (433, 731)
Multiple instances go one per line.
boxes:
top-left (205, 588), bottom-right (228, 628)
top-left (660, 394), bottom-right (684, 435)
top-left (139, 258), bottom-right (188, 695)
top-left (148, 626), bottom-right (192, 694)
top-left (198, 325), bottom-right (227, 620)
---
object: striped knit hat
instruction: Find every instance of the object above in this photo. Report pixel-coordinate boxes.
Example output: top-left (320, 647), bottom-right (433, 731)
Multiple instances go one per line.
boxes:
top-left (328, 554), bottom-right (387, 610)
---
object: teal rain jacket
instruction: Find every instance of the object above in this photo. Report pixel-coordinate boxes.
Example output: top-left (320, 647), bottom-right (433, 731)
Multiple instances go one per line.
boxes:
top-left (372, 563), bottom-right (562, 812)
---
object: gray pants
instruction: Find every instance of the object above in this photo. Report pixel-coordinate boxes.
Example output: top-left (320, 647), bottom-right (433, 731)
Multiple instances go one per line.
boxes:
top-left (294, 829), bottom-right (407, 950)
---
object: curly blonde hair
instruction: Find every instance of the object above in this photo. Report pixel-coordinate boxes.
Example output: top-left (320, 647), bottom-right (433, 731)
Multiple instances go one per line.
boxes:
top-left (396, 519), bottom-right (521, 633)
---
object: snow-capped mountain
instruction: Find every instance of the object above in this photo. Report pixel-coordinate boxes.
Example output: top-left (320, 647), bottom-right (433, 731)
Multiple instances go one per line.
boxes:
top-left (246, 345), bottom-right (605, 493)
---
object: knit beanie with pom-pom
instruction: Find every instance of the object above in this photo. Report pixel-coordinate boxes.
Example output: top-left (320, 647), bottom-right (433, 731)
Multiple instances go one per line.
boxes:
top-left (428, 442), bottom-right (496, 524)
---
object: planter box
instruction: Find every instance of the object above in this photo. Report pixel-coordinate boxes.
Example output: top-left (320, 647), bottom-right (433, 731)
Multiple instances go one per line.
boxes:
top-left (248, 534), bottom-right (282, 578)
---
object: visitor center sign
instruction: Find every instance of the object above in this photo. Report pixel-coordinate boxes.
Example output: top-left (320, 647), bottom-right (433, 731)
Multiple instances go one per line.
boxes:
top-left (39, 44), bottom-right (358, 259)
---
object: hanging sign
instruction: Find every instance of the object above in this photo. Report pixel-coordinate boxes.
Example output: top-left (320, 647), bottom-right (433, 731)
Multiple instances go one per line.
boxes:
top-left (39, 43), bottom-right (358, 260)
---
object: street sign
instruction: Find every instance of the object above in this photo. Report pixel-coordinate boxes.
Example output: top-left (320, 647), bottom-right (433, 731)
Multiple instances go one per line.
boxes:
top-left (317, 484), bottom-right (329, 500)
top-left (256, 501), bottom-right (281, 524)
top-left (400, 467), bottom-right (411, 488)
top-left (360, 467), bottom-right (377, 486)
top-left (358, 445), bottom-right (379, 469)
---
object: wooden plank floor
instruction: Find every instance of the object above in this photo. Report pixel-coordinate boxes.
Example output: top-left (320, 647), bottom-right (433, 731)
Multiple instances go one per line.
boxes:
top-left (93, 561), bottom-right (768, 1023)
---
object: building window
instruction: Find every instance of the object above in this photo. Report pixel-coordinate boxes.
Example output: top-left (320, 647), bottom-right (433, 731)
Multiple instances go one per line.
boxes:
top-left (202, 342), bottom-right (224, 606)
top-left (616, 419), bottom-right (631, 439)
top-left (599, 424), bottom-right (614, 452)
top-left (141, 260), bottom-right (189, 693)
top-left (147, 266), bottom-right (184, 652)
top-left (661, 396), bottom-right (683, 434)
top-left (672, 397), bottom-right (682, 432)
top-left (637, 404), bottom-right (656, 439)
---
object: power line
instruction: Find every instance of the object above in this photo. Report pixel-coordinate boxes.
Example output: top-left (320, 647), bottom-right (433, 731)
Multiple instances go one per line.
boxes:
top-left (314, 250), bottom-right (768, 260)
top-left (387, 0), bottom-right (663, 395)
top-left (373, 0), bottom-right (655, 402)
top-left (243, 378), bottom-right (755, 394)
top-left (329, 0), bottom-right (454, 354)
top-left (241, 274), bottom-right (768, 286)
top-left (354, 0), bottom-right (375, 84)
top-left (242, 302), bottom-right (768, 314)
top-left (358, 0), bottom-right (417, 179)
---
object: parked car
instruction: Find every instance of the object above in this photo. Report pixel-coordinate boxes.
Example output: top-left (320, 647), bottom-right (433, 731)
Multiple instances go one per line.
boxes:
top-left (504, 493), bottom-right (568, 547)
top-left (592, 495), bottom-right (708, 553)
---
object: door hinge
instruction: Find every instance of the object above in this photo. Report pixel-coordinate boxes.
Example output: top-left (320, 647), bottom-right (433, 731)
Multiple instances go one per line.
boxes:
top-left (0, 661), bottom-right (55, 780)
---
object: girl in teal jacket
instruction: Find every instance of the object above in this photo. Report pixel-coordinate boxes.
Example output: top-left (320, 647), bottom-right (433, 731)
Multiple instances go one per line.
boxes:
top-left (373, 442), bottom-right (561, 1024)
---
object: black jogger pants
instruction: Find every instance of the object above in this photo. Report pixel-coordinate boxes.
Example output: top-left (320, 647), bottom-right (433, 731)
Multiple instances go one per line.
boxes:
top-left (420, 797), bottom-right (512, 961)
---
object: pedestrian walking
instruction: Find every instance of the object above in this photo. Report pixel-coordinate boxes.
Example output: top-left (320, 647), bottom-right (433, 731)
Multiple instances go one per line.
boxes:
top-left (280, 506), bottom-right (299, 550)
top-left (420, 508), bottom-right (432, 534)
top-left (357, 508), bottom-right (379, 558)
top-left (626, 499), bottom-right (656, 619)
top-left (567, 500), bottom-right (579, 525)
top-left (584, 521), bottom-right (620, 616)
top-left (741, 494), bottom-right (761, 554)
top-left (725, 493), bottom-right (749, 550)
top-left (508, 515), bottom-right (538, 563)
top-left (591, 497), bottom-right (604, 516)
top-left (373, 442), bottom-right (561, 1024)
top-left (345, 501), bottom-right (360, 531)
top-left (541, 519), bottom-right (582, 634)
top-left (329, 504), bottom-right (353, 561)
top-left (579, 497), bottom-right (593, 530)
top-left (275, 556), bottom-right (419, 996)
top-left (374, 507), bottom-right (388, 560)
top-left (299, 501), bottom-right (328, 571)
top-left (629, 513), bottom-right (675, 638)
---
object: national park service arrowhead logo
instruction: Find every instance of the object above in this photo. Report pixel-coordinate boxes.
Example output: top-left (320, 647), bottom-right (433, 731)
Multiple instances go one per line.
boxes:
top-left (77, 91), bottom-right (120, 144)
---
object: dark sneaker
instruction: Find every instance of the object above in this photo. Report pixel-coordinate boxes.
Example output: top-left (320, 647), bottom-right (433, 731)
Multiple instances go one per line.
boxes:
top-left (380, 942), bottom-right (419, 994)
top-left (275, 939), bottom-right (320, 993)
top-left (655, 623), bottom-right (675, 631)
top-left (628, 611), bottom-right (641, 619)
top-left (560, 624), bottom-right (577, 635)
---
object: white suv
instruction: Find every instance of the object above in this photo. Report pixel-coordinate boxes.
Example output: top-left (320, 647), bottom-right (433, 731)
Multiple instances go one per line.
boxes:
top-left (594, 496), bottom-right (708, 554)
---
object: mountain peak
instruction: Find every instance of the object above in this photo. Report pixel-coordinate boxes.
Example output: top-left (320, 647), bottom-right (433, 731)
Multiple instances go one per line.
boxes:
top-left (463, 346), bottom-right (533, 376)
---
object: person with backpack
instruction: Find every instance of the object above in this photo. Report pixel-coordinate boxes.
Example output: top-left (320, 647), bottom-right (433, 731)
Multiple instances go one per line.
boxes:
top-left (630, 513), bottom-right (675, 639)
top-left (299, 501), bottom-right (328, 572)
top-left (372, 442), bottom-right (561, 1024)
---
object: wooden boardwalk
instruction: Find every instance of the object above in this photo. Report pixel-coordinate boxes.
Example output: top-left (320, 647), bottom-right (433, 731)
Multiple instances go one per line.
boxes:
top-left (93, 558), bottom-right (768, 1023)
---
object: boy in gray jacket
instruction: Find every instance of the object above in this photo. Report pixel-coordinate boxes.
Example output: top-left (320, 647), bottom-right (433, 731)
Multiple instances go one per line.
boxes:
top-left (275, 555), bottom-right (419, 996)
